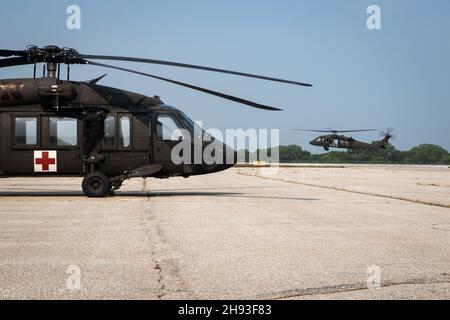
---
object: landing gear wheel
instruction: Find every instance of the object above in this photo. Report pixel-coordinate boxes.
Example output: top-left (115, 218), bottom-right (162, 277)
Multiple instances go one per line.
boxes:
top-left (82, 172), bottom-right (111, 197)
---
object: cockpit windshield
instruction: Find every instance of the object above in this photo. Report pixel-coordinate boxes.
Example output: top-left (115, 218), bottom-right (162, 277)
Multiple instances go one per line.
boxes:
top-left (179, 112), bottom-right (212, 140)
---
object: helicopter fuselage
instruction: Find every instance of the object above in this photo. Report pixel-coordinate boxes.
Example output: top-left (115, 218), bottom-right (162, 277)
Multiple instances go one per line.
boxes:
top-left (0, 77), bottom-right (236, 193)
top-left (309, 134), bottom-right (387, 151)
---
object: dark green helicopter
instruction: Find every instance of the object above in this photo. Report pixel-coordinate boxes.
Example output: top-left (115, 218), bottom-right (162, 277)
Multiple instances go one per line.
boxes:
top-left (293, 128), bottom-right (393, 151)
top-left (0, 45), bottom-right (312, 197)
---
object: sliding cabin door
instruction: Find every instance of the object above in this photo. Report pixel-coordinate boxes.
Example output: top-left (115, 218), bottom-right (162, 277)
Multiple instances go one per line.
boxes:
top-left (99, 112), bottom-right (150, 177)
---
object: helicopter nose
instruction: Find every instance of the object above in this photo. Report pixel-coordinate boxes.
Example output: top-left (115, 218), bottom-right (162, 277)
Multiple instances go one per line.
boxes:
top-left (227, 145), bottom-right (238, 167)
top-left (220, 144), bottom-right (237, 169)
top-left (202, 144), bottom-right (237, 174)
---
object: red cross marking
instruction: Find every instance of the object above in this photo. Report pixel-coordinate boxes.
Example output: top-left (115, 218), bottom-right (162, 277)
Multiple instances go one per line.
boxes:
top-left (35, 151), bottom-right (56, 171)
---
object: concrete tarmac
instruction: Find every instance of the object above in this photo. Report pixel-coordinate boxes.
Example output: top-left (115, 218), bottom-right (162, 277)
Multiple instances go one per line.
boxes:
top-left (0, 165), bottom-right (449, 299)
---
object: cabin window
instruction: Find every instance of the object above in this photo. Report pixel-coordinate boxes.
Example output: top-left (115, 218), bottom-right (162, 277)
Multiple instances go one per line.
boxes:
top-left (15, 117), bottom-right (37, 145)
top-left (119, 116), bottom-right (131, 148)
top-left (49, 117), bottom-right (78, 146)
top-left (103, 116), bottom-right (116, 148)
top-left (156, 115), bottom-right (185, 141)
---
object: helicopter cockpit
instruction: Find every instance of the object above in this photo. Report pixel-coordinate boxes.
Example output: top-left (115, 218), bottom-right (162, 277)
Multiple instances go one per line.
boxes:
top-left (153, 107), bottom-right (213, 142)
top-left (151, 106), bottom-right (236, 176)
top-left (178, 111), bottom-right (213, 141)
top-left (309, 137), bottom-right (323, 147)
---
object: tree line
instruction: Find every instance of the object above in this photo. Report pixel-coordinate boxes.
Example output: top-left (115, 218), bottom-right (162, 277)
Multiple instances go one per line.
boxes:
top-left (238, 144), bottom-right (450, 164)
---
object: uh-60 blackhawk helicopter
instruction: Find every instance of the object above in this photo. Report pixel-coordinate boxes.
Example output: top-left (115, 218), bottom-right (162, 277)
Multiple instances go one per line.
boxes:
top-left (292, 128), bottom-right (393, 151)
top-left (0, 45), bottom-right (312, 197)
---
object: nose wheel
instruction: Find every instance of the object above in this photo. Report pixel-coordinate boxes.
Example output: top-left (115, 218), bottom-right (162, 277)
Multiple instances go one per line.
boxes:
top-left (82, 171), bottom-right (111, 197)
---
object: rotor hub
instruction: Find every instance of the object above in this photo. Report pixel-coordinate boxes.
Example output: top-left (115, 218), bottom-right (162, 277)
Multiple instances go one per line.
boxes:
top-left (25, 45), bottom-right (85, 65)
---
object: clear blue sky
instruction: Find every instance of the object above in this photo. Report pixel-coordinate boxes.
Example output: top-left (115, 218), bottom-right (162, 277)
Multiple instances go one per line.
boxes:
top-left (2, 0), bottom-right (449, 152)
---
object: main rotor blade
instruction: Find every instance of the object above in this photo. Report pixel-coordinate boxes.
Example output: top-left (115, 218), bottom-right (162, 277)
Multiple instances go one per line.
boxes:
top-left (292, 129), bottom-right (378, 133)
top-left (292, 129), bottom-right (333, 133)
top-left (81, 54), bottom-right (312, 87)
top-left (0, 57), bottom-right (31, 68)
top-left (86, 61), bottom-right (282, 111)
top-left (335, 129), bottom-right (378, 133)
top-left (0, 49), bottom-right (27, 57)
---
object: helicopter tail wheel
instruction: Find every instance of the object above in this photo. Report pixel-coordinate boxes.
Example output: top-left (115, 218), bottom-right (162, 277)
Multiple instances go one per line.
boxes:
top-left (82, 172), bottom-right (111, 197)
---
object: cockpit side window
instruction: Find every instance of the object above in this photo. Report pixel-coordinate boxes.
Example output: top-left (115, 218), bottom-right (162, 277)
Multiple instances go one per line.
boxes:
top-left (156, 114), bottom-right (185, 141)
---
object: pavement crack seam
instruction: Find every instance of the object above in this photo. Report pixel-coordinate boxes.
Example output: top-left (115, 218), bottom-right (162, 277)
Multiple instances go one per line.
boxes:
top-left (142, 208), bottom-right (167, 300)
top-left (238, 172), bottom-right (450, 209)
top-left (142, 206), bottom-right (191, 299)
top-left (154, 261), bottom-right (165, 299)
top-left (255, 274), bottom-right (450, 299)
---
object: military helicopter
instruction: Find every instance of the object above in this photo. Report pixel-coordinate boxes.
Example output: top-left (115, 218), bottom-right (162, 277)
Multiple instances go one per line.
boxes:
top-left (0, 45), bottom-right (312, 197)
top-left (293, 128), bottom-right (393, 151)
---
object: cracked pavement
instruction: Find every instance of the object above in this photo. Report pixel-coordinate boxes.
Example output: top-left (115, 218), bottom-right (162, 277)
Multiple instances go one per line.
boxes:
top-left (0, 165), bottom-right (449, 299)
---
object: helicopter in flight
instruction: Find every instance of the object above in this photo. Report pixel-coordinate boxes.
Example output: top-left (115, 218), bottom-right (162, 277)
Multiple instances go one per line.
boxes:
top-left (0, 45), bottom-right (312, 197)
top-left (293, 128), bottom-right (393, 151)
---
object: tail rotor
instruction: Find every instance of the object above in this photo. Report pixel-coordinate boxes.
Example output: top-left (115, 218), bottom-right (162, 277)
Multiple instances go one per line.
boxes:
top-left (379, 127), bottom-right (395, 140)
